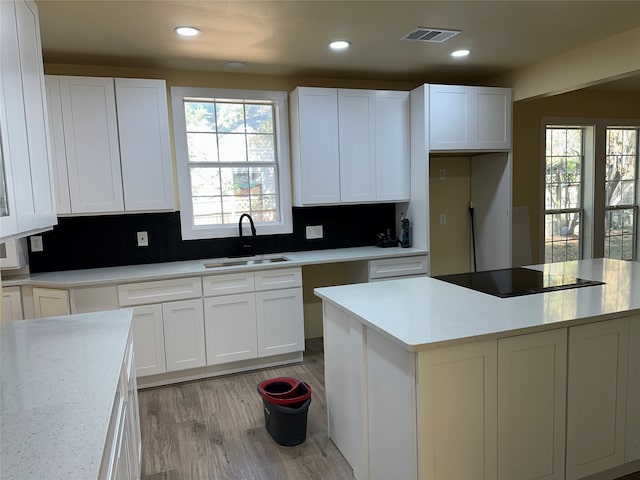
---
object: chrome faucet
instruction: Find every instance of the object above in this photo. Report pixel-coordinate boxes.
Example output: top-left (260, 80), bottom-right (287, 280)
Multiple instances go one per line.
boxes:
top-left (238, 213), bottom-right (257, 256)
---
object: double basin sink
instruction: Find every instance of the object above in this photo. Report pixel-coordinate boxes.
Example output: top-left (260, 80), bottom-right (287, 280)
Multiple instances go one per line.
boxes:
top-left (203, 255), bottom-right (290, 269)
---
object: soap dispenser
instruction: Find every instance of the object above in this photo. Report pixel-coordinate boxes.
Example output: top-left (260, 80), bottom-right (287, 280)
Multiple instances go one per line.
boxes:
top-left (400, 212), bottom-right (411, 248)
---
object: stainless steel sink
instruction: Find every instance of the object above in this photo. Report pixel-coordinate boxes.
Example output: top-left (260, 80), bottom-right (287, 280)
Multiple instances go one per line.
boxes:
top-left (203, 256), bottom-right (290, 269)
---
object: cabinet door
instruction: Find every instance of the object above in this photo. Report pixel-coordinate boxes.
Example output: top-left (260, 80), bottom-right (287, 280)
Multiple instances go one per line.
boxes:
top-left (375, 90), bottom-right (410, 201)
top-left (204, 292), bottom-right (257, 365)
top-left (497, 329), bottom-right (567, 480)
top-left (0, 0), bottom-right (55, 238)
top-left (476, 87), bottom-right (512, 150)
top-left (290, 87), bottom-right (340, 205)
top-left (338, 89), bottom-right (376, 203)
top-left (59, 76), bottom-right (124, 214)
top-left (12, 0), bottom-right (56, 233)
top-left (256, 287), bottom-right (304, 357)
top-left (44, 75), bottom-right (71, 214)
top-left (162, 298), bottom-right (205, 372)
top-left (32, 287), bottom-right (70, 318)
top-left (131, 304), bottom-right (166, 376)
top-left (417, 339), bottom-right (497, 480)
top-left (566, 318), bottom-right (629, 480)
top-left (115, 78), bottom-right (174, 212)
top-left (2, 286), bottom-right (24, 321)
top-left (627, 316), bottom-right (640, 462)
top-left (0, 0), bottom-right (19, 238)
top-left (429, 84), bottom-right (475, 150)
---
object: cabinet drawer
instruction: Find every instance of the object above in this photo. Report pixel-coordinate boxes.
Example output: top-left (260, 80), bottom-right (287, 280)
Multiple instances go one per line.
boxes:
top-left (118, 277), bottom-right (202, 306)
top-left (255, 267), bottom-right (302, 291)
top-left (202, 272), bottom-right (255, 297)
top-left (368, 256), bottom-right (428, 280)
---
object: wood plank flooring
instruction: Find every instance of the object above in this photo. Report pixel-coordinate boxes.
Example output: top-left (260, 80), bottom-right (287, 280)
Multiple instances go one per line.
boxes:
top-left (138, 338), bottom-right (353, 479)
top-left (138, 338), bottom-right (640, 480)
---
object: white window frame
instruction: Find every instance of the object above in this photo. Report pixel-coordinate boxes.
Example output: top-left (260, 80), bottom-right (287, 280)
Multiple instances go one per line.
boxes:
top-left (541, 117), bottom-right (640, 262)
top-left (171, 87), bottom-right (292, 240)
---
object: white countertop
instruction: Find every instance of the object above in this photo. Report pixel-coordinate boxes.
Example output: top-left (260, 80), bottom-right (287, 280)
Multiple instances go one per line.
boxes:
top-left (315, 259), bottom-right (640, 351)
top-left (0, 309), bottom-right (133, 480)
top-left (1, 246), bottom-right (427, 287)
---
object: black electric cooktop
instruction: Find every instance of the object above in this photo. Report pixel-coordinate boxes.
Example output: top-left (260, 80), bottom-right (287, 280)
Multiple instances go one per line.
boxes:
top-left (433, 267), bottom-right (604, 298)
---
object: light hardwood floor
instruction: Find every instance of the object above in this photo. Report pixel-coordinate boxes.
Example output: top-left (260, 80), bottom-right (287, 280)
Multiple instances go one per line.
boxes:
top-left (138, 339), bottom-right (640, 480)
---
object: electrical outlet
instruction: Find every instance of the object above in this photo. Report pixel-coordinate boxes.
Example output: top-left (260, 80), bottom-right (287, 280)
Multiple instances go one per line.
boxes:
top-left (30, 236), bottom-right (43, 252)
top-left (439, 214), bottom-right (447, 226)
top-left (305, 225), bottom-right (323, 240)
top-left (439, 168), bottom-right (447, 181)
top-left (137, 231), bottom-right (149, 247)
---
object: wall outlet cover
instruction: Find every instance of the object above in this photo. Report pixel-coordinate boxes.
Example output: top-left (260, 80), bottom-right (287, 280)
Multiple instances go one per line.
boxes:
top-left (137, 231), bottom-right (149, 247)
top-left (30, 236), bottom-right (44, 252)
top-left (305, 225), bottom-right (323, 240)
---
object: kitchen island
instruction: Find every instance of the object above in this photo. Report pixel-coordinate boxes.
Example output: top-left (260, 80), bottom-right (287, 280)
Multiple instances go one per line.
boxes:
top-left (0, 309), bottom-right (139, 479)
top-left (315, 259), bottom-right (640, 480)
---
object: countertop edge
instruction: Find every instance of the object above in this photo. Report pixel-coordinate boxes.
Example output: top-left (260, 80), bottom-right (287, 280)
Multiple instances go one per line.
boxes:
top-left (2, 247), bottom-right (428, 288)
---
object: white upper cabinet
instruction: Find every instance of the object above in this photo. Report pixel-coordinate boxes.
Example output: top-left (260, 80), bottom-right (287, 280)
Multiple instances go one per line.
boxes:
top-left (429, 84), bottom-right (512, 151)
top-left (338, 89), bottom-right (376, 203)
top-left (115, 78), bottom-right (174, 212)
top-left (58, 76), bottom-right (124, 214)
top-left (45, 75), bottom-right (174, 215)
top-left (290, 87), bottom-right (341, 205)
top-left (0, 0), bottom-right (56, 240)
top-left (290, 86), bottom-right (410, 206)
top-left (375, 90), bottom-right (410, 201)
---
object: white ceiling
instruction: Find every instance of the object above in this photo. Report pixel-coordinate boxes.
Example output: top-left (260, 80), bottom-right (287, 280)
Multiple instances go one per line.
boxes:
top-left (36, 0), bottom-right (640, 91)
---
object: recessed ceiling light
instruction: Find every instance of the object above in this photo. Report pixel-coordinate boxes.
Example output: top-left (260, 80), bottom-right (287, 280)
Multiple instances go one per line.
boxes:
top-left (329, 40), bottom-right (351, 50)
top-left (174, 26), bottom-right (201, 37)
top-left (225, 61), bottom-right (246, 69)
top-left (451, 49), bottom-right (471, 58)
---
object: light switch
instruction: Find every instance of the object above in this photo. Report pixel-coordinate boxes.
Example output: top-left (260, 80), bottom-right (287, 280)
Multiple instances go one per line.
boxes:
top-left (439, 214), bottom-right (447, 226)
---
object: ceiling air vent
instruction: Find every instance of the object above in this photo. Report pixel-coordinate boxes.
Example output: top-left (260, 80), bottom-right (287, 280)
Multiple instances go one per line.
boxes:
top-left (402, 27), bottom-right (461, 43)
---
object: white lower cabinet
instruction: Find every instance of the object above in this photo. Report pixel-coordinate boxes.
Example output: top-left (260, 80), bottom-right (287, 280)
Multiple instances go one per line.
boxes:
top-left (99, 331), bottom-right (140, 480)
top-left (566, 318), bottom-right (629, 480)
top-left (256, 287), bottom-right (304, 357)
top-left (203, 267), bottom-right (304, 365)
top-left (2, 286), bottom-right (23, 321)
top-left (32, 287), bottom-right (70, 318)
top-left (162, 298), bottom-right (205, 372)
top-left (417, 339), bottom-right (498, 480)
top-left (204, 292), bottom-right (257, 365)
top-left (627, 316), bottom-right (640, 462)
top-left (131, 304), bottom-right (166, 376)
top-left (497, 329), bottom-right (567, 480)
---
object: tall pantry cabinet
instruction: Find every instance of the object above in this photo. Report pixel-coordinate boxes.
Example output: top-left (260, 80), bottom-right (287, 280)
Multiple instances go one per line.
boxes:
top-left (408, 83), bottom-right (512, 272)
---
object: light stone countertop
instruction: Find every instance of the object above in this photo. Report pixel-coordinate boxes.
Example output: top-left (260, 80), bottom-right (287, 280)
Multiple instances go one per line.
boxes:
top-left (0, 309), bottom-right (133, 480)
top-left (1, 246), bottom-right (427, 287)
top-left (315, 258), bottom-right (640, 351)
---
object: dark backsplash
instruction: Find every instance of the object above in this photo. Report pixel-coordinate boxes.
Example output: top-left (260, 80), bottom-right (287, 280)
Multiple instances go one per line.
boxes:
top-left (28, 205), bottom-right (397, 273)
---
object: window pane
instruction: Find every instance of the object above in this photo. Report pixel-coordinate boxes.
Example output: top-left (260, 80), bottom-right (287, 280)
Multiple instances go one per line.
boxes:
top-left (190, 167), bottom-right (221, 197)
top-left (252, 166), bottom-right (277, 194)
top-left (247, 134), bottom-right (275, 162)
top-left (604, 208), bottom-right (636, 260)
top-left (245, 104), bottom-right (274, 133)
top-left (218, 133), bottom-right (248, 162)
top-left (544, 211), bottom-right (581, 263)
top-left (216, 102), bottom-right (245, 133)
top-left (187, 132), bottom-right (218, 162)
top-left (192, 197), bottom-right (222, 226)
top-left (184, 102), bottom-right (216, 132)
top-left (606, 128), bottom-right (638, 208)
